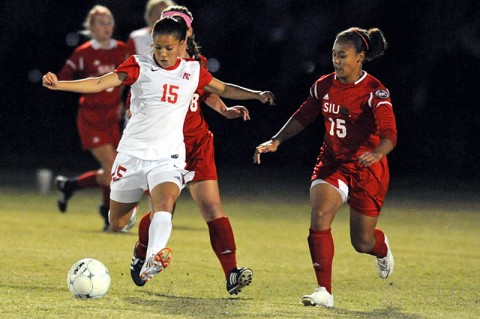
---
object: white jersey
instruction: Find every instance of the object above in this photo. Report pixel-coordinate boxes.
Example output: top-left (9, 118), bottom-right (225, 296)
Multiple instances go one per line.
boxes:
top-left (127, 27), bottom-right (153, 55)
top-left (114, 55), bottom-right (213, 161)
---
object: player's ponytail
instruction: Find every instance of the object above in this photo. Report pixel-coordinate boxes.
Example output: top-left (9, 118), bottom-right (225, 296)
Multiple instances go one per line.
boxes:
top-left (336, 27), bottom-right (388, 62)
top-left (365, 28), bottom-right (387, 61)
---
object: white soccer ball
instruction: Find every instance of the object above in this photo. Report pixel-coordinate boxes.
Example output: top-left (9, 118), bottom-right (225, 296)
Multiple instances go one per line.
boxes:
top-left (67, 258), bottom-right (110, 299)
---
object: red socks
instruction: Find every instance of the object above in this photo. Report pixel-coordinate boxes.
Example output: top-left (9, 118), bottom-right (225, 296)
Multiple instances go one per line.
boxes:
top-left (136, 214), bottom-right (238, 277)
top-left (136, 211), bottom-right (152, 259)
top-left (308, 228), bottom-right (334, 294)
top-left (371, 228), bottom-right (388, 258)
top-left (207, 217), bottom-right (237, 277)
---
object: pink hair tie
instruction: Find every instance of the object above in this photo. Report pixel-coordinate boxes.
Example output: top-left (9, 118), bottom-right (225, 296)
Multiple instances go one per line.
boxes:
top-left (161, 11), bottom-right (192, 28)
top-left (352, 29), bottom-right (369, 51)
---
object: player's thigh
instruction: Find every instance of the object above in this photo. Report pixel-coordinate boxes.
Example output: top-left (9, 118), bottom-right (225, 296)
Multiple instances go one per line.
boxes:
top-left (188, 180), bottom-right (224, 221)
top-left (91, 144), bottom-right (117, 184)
top-left (309, 181), bottom-right (344, 230)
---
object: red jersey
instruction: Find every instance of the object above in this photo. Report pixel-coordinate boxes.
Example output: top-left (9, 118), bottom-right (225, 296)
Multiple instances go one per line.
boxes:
top-left (293, 72), bottom-right (397, 162)
top-left (59, 39), bottom-right (128, 125)
top-left (184, 55), bottom-right (211, 138)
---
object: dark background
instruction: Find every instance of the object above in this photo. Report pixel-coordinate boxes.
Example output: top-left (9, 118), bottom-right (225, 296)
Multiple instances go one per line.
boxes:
top-left (1, 0), bottom-right (479, 188)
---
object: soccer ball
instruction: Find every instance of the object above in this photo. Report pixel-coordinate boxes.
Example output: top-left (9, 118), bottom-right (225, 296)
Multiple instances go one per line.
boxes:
top-left (67, 258), bottom-right (110, 299)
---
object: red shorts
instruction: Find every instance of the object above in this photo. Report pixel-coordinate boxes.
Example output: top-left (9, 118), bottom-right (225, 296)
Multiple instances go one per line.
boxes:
top-left (185, 131), bottom-right (217, 181)
top-left (312, 155), bottom-right (390, 216)
top-left (77, 116), bottom-right (120, 151)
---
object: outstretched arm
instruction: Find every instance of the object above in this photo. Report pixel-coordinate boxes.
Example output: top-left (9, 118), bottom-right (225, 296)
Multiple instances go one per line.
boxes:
top-left (253, 117), bottom-right (305, 164)
top-left (203, 78), bottom-right (275, 105)
top-left (205, 94), bottom-right (250, 121)
top-left (42, 71), bottom-right (127, 94)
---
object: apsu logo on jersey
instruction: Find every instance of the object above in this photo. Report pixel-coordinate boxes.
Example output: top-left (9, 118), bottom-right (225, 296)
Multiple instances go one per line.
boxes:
top-left (375, 89), bottom-right (390, 99)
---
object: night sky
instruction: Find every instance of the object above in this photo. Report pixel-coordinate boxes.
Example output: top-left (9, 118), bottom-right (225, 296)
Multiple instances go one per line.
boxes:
top-left (1, 0), bottom-right (479, 183)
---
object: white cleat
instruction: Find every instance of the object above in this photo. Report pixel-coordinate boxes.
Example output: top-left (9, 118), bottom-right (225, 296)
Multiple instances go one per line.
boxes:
top-left (376, 235), bottom-right (394, 279)
top-left (301, 286), bottom-right (334, 308)
top-left (139, 248), bottom-right (172, 283)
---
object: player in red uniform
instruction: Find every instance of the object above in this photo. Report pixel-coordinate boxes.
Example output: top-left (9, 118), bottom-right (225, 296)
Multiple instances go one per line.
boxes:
top-left (130, 6), bottom-right (255, 296)
top-left (54, 5), bottom-right (129, 231)
top-left (254, 27), bottom-right (397, 308)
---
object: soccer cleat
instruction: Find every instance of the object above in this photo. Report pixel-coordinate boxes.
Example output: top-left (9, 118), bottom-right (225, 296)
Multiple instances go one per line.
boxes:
top-left (56, 176), bottom-right (75, 213)
top-left (376, 235), bottom-right (394, 279)
top-left (99, 205), bottom-right (110, 232)
top-left (226, 267), bottom-right (253, 295)
top-left (139, 248), bottom-right (172, 283)
top-left (301, 286), bottom-right (334, 308)
top-left (130, 242), bottom-right (146, 286)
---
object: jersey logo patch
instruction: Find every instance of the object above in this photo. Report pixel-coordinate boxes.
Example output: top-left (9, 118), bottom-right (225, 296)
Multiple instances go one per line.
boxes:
top-left (323, 93), bottom-right (329, 100)
top-left (183, 72), bottom-right (191, 80)
top-left (375, 89), bottom-right (389, 98)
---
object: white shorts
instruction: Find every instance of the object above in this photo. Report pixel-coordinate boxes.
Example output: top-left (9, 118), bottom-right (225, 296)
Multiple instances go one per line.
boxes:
top-left (110, 153), bottom-right (195, 203)
top-left (310, 178), bottom-right (349, 203)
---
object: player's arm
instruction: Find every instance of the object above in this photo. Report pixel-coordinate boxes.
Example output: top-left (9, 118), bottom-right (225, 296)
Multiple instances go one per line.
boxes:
top-left (359, 92), bottom-right (397, 167)
top-left (358, 138), bottom-right (394, 167)
top-left (205, 94), bottom-right (250, 121)
top-left (253, 117), bottom-right (305, 164)
top-left (42, 71), bottom-right (127, 94)
top-left (203, 78), bottom-right (275, 106)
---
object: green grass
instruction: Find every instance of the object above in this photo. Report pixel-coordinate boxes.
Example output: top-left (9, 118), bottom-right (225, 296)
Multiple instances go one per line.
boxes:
top-left (0, 184), bottom-right (479, 319)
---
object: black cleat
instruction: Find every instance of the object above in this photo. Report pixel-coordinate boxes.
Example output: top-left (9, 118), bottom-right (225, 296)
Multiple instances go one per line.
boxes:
top-left (130, 242), bottom-right (146, 286)
top-left (55, 176), bottom-right (75, 213)
top-left (226, 267), bottom-right (253, 295)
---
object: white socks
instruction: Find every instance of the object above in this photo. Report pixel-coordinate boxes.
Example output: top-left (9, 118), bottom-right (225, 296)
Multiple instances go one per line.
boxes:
top-left (146, 211), bottom-right (172, 258)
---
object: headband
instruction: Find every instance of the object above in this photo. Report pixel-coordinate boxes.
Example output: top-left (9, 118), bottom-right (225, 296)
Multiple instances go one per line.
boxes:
top-left (161, 11), bottom-right (192, 28)
top-left (352, 29), bottom-right (369, 51)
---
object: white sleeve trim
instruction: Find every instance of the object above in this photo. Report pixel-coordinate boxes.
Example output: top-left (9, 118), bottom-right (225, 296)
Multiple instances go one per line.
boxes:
top-left (376, 101), bottom-right (393, 108)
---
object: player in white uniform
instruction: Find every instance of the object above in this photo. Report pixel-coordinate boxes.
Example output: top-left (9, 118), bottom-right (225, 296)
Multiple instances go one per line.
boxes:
top-left (43, 17), bottom-right (275, 285)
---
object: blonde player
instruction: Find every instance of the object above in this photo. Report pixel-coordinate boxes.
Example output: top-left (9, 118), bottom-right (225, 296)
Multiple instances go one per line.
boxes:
top-left (54, 5), bottom-right (128, 231)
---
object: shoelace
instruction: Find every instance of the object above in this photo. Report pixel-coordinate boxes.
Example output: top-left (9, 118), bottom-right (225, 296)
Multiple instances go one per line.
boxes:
top-left (378, 256), bottom-right (389, 270)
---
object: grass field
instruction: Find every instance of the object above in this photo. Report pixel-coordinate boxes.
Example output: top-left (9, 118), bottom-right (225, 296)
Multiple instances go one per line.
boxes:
top-left (1, 173), bottom-right (479, 319)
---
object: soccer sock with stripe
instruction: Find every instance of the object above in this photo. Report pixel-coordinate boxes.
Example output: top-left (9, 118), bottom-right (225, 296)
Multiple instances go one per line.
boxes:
top-left (308, 228), bottom-right (334, 294)
top-left (207, 217), bottom-right (237, 277)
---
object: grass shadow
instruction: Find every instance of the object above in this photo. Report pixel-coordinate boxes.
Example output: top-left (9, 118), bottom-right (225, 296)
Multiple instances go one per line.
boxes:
top-left (125, 292), bottom-right (253, 318)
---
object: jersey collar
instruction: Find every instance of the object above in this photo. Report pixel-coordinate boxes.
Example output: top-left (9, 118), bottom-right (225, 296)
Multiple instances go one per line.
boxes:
top-left (91, 39), bottom-right (117, 50)
top-left (334, 70), bottom-right (368, 85)
top-left (153, 56), bottom-right (182, 70)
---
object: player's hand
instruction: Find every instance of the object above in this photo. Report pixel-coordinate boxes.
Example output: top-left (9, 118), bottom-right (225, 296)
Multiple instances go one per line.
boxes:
top-left (258, 91), bottom-right (276, 105)
top-left (42, 72), bottom-right (59, 90)
top-left (125, 108), bottom-right (132, 119)
top-left (358, 151), bottom-right (383, 167)
top-left (224, 106), bottom-right (250, 121)
top-left (253, 139), bottom-right (279, 164)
